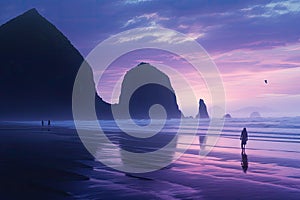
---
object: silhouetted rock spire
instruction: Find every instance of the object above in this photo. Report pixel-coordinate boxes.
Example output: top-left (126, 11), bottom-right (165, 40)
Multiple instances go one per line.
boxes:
top-left (196, 99), bottom-right (209, 119)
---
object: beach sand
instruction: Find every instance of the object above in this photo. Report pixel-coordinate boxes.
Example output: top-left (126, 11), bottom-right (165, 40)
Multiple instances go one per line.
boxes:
top-left (1, 119), bottom-right (300, 199)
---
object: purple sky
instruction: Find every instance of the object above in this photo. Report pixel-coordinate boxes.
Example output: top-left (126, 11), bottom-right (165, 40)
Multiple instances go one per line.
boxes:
top-left (1, 0), bottom-right (300, 117)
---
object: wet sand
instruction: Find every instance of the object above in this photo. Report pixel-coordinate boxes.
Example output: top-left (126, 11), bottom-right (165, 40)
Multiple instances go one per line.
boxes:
top-left (1, 121), bottom-right (300, 199)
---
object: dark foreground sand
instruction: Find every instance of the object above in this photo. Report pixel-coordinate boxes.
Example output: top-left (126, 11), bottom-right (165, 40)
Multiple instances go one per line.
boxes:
top-left (1, 122), bottom-right (300, 200)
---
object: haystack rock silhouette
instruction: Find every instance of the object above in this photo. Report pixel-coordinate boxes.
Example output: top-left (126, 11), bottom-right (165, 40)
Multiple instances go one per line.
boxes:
top-left (115, 62), bottom-right (182, 119)
top-left (196, 99), bottom-right (209, 118)
top-left (0, 8), bottom-right (110, 120)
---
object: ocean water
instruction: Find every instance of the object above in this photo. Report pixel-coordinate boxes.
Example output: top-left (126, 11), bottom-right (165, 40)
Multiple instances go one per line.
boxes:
top-left (58, 117), bottom-right (300, 160)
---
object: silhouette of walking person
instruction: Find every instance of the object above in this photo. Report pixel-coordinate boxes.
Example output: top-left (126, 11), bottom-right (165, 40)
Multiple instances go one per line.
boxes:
top-left (47, 120), bottom-right (51, 131)
top-left (240, 127), bottom-right (248, 150)
top-left (241, 151), bottom-right (248, 173)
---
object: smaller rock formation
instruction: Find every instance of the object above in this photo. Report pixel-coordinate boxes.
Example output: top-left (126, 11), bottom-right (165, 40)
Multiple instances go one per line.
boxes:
top-left (185, 116), bottom-right (194, 119)
top-left (196, 99), bottom-right (209, 119)
top-left (250, 111), bottom-right (261, 118)
top-left (223, 114), bottom-right (232, 119)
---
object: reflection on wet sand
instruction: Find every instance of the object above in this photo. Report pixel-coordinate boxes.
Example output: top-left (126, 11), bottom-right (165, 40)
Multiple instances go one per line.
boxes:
top-left (119, 130), bottom-right (177, 172)
top-left (198, 134), bottom-right (250, 173)
top-left (241, 150), bottom-right (248, 173)
top-left (199, 135), bottom-right (205, 149)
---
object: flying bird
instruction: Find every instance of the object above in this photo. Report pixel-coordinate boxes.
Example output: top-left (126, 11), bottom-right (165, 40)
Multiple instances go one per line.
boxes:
top-left (264, 80), bottom-right (268, 84)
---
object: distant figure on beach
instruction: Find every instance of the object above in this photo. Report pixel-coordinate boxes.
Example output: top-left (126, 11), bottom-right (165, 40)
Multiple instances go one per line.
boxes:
top-left (241, 151), bottom-right (248, 173)
top-left (48, 120), bottom-right (51, 126)
top-left (240, 127), bottom-right (248, 150)
top-left (42, 120), bottom-right (44, 126)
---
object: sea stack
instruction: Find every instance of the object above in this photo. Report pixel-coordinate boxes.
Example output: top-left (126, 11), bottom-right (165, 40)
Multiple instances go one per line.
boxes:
top-left (250, 111), bottom-right (261, 118)
top-left (116, 62), bottom-right (182, 119)
top-left (223, 114), bottom-right (232, 119)
top-left (196, 99), bottom-right (209, 119)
